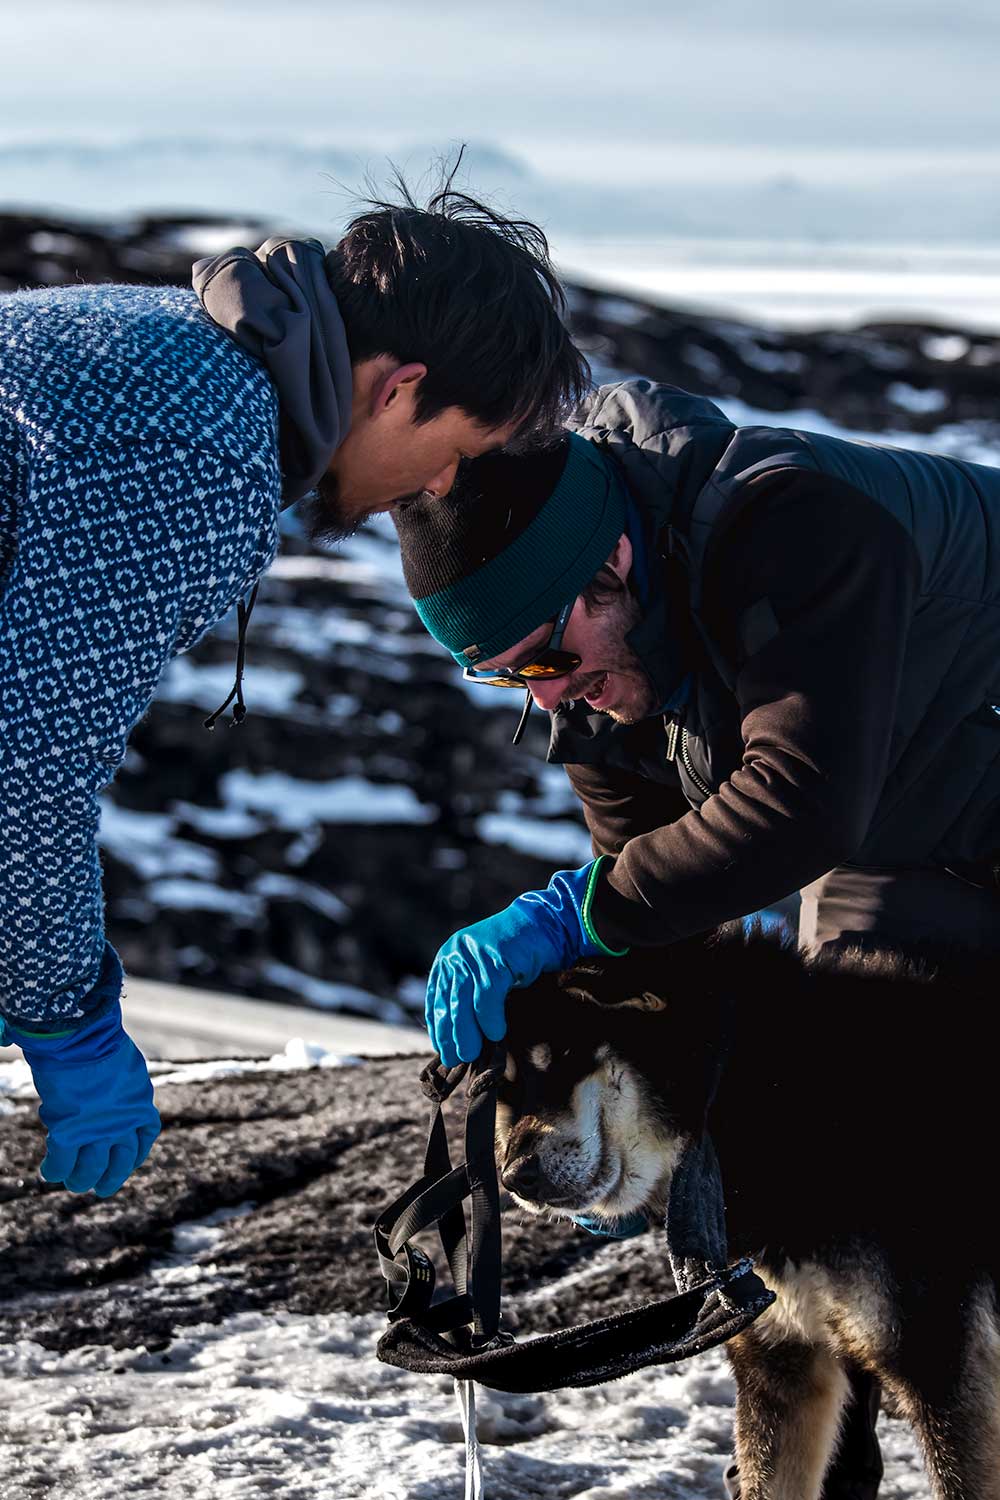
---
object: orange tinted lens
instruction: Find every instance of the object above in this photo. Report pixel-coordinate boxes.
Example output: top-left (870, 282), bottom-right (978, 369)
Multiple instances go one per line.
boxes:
top-left (519, 661), bottom-right (566, 678)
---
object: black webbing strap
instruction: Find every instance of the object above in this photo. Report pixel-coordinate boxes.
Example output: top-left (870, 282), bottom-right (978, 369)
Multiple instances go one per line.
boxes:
top-left (373, 1044), bottom-right (509, 1349)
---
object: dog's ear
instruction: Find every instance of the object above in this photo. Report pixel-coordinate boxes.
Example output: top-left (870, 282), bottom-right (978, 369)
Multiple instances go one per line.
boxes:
top-left (557, 955), bottom-right (669, 1011)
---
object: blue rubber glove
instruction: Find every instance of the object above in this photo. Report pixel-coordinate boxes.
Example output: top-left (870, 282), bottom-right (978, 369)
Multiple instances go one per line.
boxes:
top-left (573, 1211), bottom-right (649, 1239)
top-left (426, 857), bottom-right (627, 1068)
top-left (2, 1000), bottom-right (161, 1197)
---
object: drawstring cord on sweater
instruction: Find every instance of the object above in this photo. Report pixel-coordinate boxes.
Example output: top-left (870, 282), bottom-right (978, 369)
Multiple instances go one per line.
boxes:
top-left (203, 583), bottom-right (260, 731)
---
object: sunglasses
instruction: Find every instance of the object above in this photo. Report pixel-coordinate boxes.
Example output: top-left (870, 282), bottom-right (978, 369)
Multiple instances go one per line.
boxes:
top-left (460, 598), bottom-right (581, 746)
top-left (461, 598), bottom-right (581, 690)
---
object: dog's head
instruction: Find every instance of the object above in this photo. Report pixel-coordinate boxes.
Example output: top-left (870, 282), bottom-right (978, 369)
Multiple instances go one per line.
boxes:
top-left (495, 951), bottom-right (706, 1225)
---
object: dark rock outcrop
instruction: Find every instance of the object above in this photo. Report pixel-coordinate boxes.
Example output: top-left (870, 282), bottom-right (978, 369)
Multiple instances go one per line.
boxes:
top-left (569, 289), bottom-right (1000, 439)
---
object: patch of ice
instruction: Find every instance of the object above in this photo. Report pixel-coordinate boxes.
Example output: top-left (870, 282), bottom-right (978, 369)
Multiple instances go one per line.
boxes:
top-left (259, 961), bottom-right (408, 1026)
top-left (887, 381), bottom-right (948, 413)
top-left (713, 393), bottom-right (1000, 468)
top-left (594, 294), bottom-right (650, 326)
top-left (220, 768), bottom-right (437, 829)
top-left (250, 602), bottom-right (377, 659)
top-left (152, 1038), bottom-right (363, 1088)
top-left (0, 1056), bottom-right (36, 1104)
top-left (268, 554), bottom-right (385, 585)
top-left (144, 878), bottom-right (261, 919)
top-left (476, 813), bottom-right (593, 867)
top-left (395, 975), bottom-right (427, 1014)
top-left (431, 846), bottom-right (468, 871)
top-left (733, 336), bottom-right (806, 373)
top-left (285, 826), bottom-right (324, 868)
top-left (163, 224), bottom-right (264, 255)
top-left (170, 801), bottom-right (267, 839)
top-left (156, 1202), bottom-right (257, 1264)
top-left (156, 655), bottom-right (305, 714)
top-left (250, 872), bottom-right (349, 923)
top-left (922, 333), bottom-right (970, 361)
top-left (98, 800), bottom-right (220, 882)
top-left (522, 764), bottom-right (586, 819)
top-left (684, 343), bottom-right (724, 381)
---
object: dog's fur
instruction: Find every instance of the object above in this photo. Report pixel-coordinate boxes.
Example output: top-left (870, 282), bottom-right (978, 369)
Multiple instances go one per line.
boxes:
top-left (496, 928), bottom-right (1000, 1500)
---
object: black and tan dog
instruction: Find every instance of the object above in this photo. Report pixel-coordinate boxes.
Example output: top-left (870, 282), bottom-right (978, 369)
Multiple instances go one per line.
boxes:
top-left (496, 929), bottom-right (999, 1500)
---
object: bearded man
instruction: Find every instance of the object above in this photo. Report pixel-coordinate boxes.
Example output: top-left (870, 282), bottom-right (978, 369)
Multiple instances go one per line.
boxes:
top-left (393, 378), bottom-right (1000, 1499)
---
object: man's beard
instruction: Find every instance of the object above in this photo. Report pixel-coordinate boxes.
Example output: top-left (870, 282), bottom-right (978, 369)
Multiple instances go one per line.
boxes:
top-left (559, 598), bottom-right (659, 724)
top-left (302, 472), bottom-right (425, 547)
top-left (301, 471), bottom-right (361, 546)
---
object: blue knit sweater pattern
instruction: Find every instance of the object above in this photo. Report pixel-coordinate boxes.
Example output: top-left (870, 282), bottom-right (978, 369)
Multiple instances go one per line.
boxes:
top-left (0, 283), bottom-right (281, 1029)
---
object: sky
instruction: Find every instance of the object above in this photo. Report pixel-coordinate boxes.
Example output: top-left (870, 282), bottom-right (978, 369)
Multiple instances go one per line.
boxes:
top-left (2, 0), bottom-right (999, 321)
top-left (0, 3), bottom-right (996, 140)
top-left (2, 0), bottom-right (998, 183)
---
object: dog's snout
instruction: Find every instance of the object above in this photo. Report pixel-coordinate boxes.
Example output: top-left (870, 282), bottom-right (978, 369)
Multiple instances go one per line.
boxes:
top-left (501, 1152), bottom-right (542, 1197)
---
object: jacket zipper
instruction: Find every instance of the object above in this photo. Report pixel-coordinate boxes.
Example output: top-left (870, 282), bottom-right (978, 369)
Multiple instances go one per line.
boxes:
top-left (665, 711), bottom-right (713, 800)
top-left (680, 727), bottom-right (712, 799)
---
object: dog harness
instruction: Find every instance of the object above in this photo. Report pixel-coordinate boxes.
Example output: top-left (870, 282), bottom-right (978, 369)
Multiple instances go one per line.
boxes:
top-left (374, 1044), bottom-right (775, 1389)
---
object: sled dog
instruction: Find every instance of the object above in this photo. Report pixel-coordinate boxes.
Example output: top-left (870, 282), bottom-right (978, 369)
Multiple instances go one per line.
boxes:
top-left (496, 931), bottom-right (1000, 1500)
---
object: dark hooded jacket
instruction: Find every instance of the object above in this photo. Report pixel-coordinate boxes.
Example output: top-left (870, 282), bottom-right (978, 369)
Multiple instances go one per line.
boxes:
top-left (550, 380), bottom-right (1000, 950)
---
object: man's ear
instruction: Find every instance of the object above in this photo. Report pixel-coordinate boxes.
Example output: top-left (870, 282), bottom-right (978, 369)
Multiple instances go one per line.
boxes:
top-left (557, 954), bottom-right (668, 1012)
top-left (369, 360), bottom-right (428, 417)
top-left (604, 531), bottom-right (633, 586)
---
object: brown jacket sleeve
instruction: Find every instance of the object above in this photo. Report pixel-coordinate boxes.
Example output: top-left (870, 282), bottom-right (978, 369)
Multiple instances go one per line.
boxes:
top-left (589, 468), bottom-right (923, 948)
top-left (565, 761), bottom-right (691, 857)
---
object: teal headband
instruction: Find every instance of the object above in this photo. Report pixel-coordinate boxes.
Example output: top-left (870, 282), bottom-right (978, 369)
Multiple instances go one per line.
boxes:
top-left (413, 435), bottom-right (628, 667)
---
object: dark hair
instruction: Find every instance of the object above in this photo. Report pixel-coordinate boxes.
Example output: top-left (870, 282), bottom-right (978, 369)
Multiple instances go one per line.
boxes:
top-left (581, 563), bottom-right (633, 613)
top-left (325, 155), bottom-right (590, 444)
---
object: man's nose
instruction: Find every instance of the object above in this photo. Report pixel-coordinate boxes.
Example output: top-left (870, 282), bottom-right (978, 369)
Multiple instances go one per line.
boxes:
top-left (423, 459), bottom-right (460, 499)
top-left (528, 679), bottom-right (567, 712)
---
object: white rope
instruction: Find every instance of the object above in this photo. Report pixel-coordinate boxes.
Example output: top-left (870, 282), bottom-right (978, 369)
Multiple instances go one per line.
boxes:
top-left (454, 1378), bottom-right (484, 1500)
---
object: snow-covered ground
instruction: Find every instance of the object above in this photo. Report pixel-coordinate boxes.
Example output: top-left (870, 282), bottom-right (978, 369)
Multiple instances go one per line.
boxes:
top-left (2, 1310), bottom-right (930, 1500)
top-left (0, 1049), bottom-right (934, 1498)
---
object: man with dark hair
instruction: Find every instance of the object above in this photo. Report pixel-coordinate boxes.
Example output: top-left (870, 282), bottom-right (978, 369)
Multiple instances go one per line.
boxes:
top-left (394, 380), bottom-right (1000, 1498)
top-left (0, 175), bottom-right (587, 1200)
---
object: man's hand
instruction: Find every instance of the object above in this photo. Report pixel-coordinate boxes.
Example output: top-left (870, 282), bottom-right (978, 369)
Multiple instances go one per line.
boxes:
top-left (3, 1001), bottom-right (161, 1197)
top-left (425, 859), bottom-right (626, 1067)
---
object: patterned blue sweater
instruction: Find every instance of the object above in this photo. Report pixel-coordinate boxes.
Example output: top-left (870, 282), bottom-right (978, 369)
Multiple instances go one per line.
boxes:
top-left (0, 284), bottom-right (282, 1029)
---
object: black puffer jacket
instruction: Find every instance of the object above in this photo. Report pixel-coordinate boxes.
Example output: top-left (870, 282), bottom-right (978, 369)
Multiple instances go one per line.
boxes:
top-left (550, 380), bottom-right (1000, 949)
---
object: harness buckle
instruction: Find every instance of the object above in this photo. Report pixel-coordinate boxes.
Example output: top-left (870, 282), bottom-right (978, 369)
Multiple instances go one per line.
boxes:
top-left (374, 1230), bottom-right (437, 1323)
